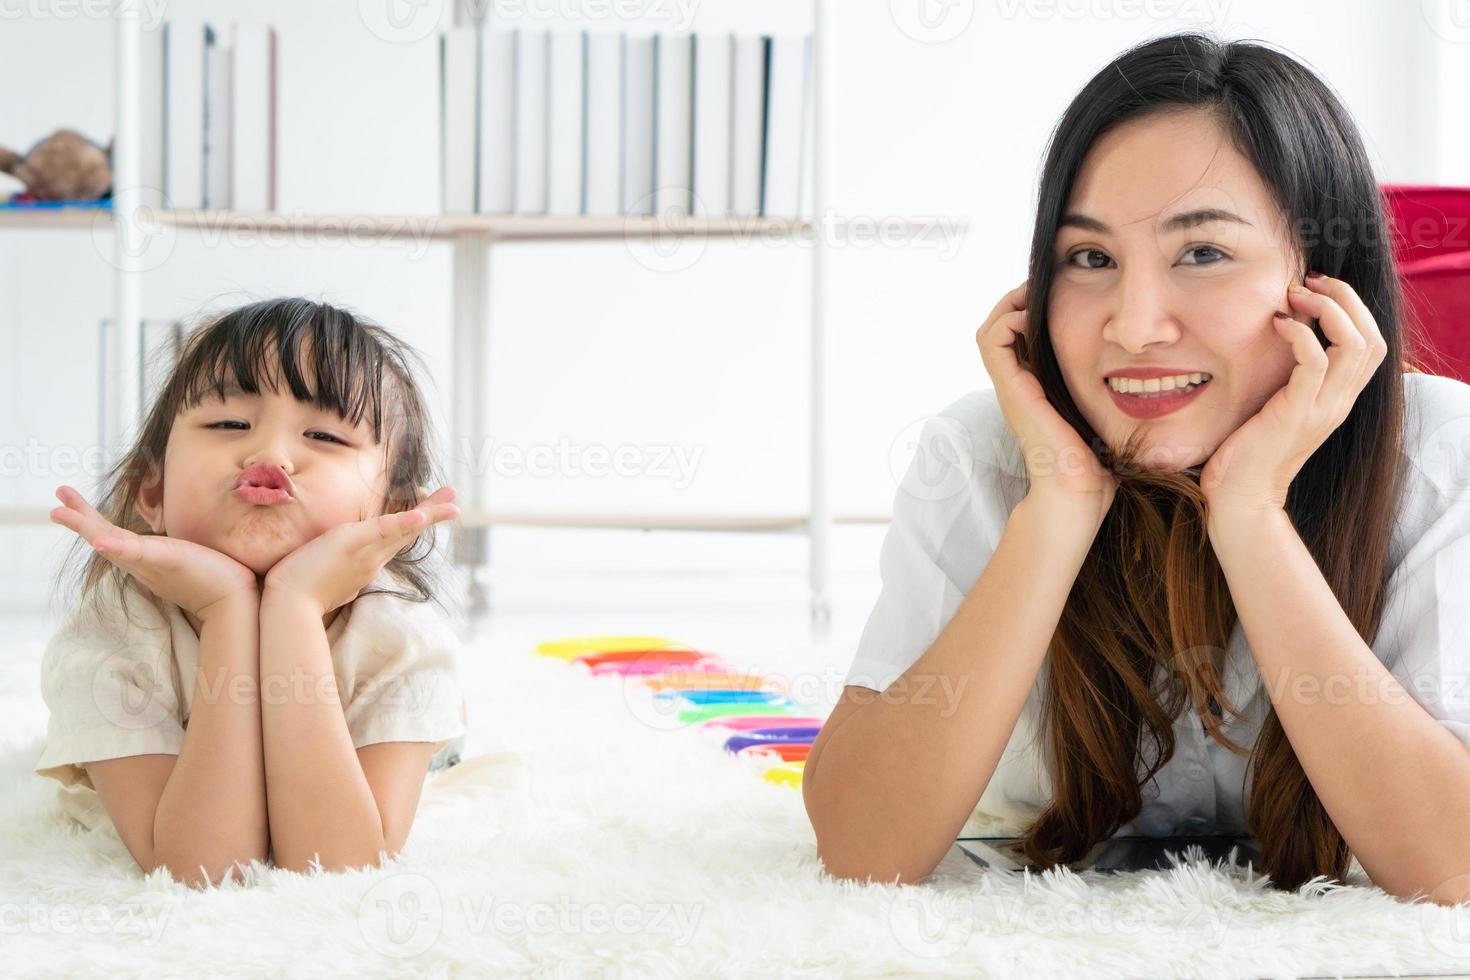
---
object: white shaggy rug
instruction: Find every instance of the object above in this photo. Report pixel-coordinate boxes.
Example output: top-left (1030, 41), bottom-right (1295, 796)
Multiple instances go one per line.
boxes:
top-left (4, 609), bottom-right (1470, 979)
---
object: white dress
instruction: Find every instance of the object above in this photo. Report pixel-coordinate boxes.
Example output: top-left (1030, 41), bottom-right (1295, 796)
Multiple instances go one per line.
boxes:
top-left (844, 372), bottom-right (1470, 839)
top-left (34, 568), bottom-right (470, 834)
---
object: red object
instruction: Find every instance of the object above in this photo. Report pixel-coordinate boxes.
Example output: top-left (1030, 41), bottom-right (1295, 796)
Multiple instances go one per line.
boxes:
top-left (1105, 377), bottom-right (1212, 419)
top-left (236, 462), bottom-right (295, 495)
top-left (588, 659), bottom-right (731, 677)
top-left (1381, 184), bottom-right (1470, 384)
top-left (575, 649), bottom-right (712, 668)
top-left (739, 743), bottom-right (811, 762)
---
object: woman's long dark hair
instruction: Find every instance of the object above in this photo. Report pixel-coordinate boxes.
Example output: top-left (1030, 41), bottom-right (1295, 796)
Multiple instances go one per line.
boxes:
top-left (1011, 30), bottom-right (1435, 891)
top-left (50, 297), bottom-right (455, 627)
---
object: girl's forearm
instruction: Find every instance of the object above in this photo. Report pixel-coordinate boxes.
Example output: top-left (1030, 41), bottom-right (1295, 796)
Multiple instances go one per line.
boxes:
top-left (152, 592), bottom-right (269, 883)
top-left (258, 588), bottom-right (386, 873)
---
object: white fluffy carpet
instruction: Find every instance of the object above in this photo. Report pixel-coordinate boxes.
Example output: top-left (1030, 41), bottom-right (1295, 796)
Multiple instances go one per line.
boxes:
top-left (4, 610), bottom-right (1470, 979)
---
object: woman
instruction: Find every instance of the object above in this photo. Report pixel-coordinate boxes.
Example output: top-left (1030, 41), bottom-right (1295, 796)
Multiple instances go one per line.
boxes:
top-left (803, 30), bottom-right (1470, 905)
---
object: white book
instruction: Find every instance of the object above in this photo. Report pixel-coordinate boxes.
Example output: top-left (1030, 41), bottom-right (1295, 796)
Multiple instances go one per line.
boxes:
top-left (230, 23), bottom-right (275, 211)
top-left (583, 31), bottom-right (621, 216)
top-left (653, 32), bottom-right (693, 219)
top-left (728, 33), bottom-right (766, 219)
top-left (477, 26), bottom-right (516, 214)
top-left (202, 25), bottom-right (232, 210)
top-left (164, 19), bottom-right (204, 209)
top-left (691, 31), bottom-right (732, 217)
top-left (440, 27), bottom-right (477, 213)
top-left (546, 29), bottom-right (585, 216)
top-left (620, 34), bottom-right (656, 216)
top-left (761, 33), bottom-right (808, 219)
top-left (513, 27), bottom-right (548, 215)
top-left (138, 24), bottom-right (165, 209)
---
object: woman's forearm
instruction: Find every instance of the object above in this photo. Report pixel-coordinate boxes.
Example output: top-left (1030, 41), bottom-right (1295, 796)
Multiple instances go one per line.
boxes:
top-left (806, 494), bottom-right (1103, 883)
top-left (152, 592), bottom-right (269, 884)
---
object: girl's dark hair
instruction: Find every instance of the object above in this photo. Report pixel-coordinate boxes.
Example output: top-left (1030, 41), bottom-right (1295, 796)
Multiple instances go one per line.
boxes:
top-left (50, 297), bottom-right (455, 625)
top-left (1011, 31), bottom-right (1432, 891)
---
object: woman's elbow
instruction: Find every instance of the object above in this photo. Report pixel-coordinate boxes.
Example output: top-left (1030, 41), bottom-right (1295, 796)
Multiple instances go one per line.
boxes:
top-left (815, 838), bottom-right (934, 886)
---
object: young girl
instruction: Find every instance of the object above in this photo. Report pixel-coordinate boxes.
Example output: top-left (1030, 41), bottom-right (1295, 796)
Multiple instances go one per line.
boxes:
top-left (36, 297), bottom-right (469, 889)
top-left (804, 31), bottom-right (1470, 906)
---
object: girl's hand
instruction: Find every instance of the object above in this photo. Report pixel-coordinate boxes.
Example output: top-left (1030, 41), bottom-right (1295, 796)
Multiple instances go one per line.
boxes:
top-left (260, 485), bottom-right (460, 617)
top-left (978, 279), bottom-right (1119, 525)
top-left (1200, 273), bottom-right (1388, 517)
top-left (49, 485), bottom-right (260, 621)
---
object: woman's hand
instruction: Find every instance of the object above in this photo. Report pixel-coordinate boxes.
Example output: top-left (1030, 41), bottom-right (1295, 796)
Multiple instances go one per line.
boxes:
top-left (978, 279), bottom-right (1119, 525)
top-left (260, 485), bottom-right (460, 618)
top-left (49, 485), bottom-right (259, 621)
top-left (1200, 272), bottom-right (1388, 518)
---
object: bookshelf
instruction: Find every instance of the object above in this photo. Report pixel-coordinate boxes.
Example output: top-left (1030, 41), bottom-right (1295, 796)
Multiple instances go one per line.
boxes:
top-left (5, 2), bottom-right (841, 624)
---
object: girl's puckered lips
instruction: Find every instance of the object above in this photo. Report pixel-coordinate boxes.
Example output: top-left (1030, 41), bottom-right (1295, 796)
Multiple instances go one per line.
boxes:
top-left (235, 462), bottom-right (295, 496)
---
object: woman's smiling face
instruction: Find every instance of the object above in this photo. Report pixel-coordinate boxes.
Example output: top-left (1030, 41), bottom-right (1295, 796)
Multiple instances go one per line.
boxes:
top-left (134, 352), bottom-right (391, 580)
top-left (1048, 108), bottom-right (1306, 471)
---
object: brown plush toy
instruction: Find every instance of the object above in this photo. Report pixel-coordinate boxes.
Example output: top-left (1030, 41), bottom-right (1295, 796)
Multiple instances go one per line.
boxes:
top-left (0, 129), bottom-right (113, 201)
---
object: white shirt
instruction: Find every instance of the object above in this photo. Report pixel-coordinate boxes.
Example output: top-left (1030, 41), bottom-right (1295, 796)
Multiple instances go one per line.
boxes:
top-left (845, 372), bottom-right (1470, 838)
top-left (34, 568), bottom-right (469, 834)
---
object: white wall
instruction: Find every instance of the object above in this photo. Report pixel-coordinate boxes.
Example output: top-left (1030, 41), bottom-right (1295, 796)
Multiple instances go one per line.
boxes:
top-left (1, 0), bottom-right (1461, 608)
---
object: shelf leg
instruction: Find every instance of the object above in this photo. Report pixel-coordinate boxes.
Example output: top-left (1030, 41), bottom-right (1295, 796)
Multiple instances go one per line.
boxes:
top-left (451, 232), bottom-right (493, 616)
top-left (808, 0), bottom-right (836, 633)
top-left (111, 5), bottom-right (144, 468)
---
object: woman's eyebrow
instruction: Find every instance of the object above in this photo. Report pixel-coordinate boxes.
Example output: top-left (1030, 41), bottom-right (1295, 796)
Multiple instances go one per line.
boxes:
top-left (1059, 207), bottom-right (1253, 234)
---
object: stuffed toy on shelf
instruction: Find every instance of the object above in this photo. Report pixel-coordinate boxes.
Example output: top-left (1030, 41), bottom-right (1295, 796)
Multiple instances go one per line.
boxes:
top-left (0, 129), bottom-right (112, 203)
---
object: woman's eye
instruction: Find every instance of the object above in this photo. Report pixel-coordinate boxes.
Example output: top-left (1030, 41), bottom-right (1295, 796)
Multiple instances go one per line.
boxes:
top-left (1179, 244), bottom-right (1226, 265)
top-left (1064, 248), bottom-right (1112, 270)
top-left (1061, 245), bottom-right (1227, 269)
top-left (205, 422), bottom-right (346, 445)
